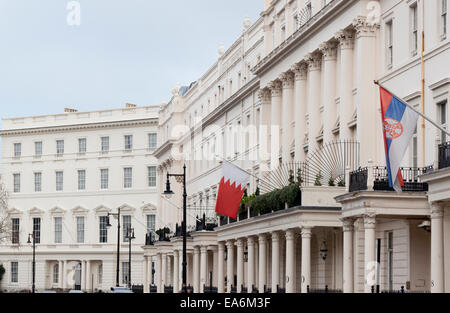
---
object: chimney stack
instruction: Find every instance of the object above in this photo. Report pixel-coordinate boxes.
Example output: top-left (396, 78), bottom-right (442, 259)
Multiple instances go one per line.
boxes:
top-left (125, 103), bottom-right (137, 108)
top-left (64, 108), bottom-right (78, 113)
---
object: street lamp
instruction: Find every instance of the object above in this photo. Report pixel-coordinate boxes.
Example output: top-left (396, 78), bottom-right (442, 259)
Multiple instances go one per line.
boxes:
top-left (163, 164), bottom-right (187, 293)
top-left (320, 241), bottom-right (328, 261)
top-left (27, 232), bottom-right (36, 293)
top-left (126, 228), bottom-right (136, 289)
top-left (106, 207), bottom-right (121, 287)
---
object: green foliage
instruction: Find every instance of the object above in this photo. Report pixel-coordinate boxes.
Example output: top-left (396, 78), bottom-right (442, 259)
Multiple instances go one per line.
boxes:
top-left (0, 264), bottom-right (5, 282)
top-left (338, 179), bottom-right (346, 187)
top-left (296, 168), bottom-right (304, 186)
top-left (288, 170), bottom-right (295, 185)
top-left (328, 176), bottom-right (336, 187)
top-left (249, 184), bottom-right (301, 216)
top-left (314, 172), bottom-right (323, 186)
top-left (155, 227), bottom-right (171, 237)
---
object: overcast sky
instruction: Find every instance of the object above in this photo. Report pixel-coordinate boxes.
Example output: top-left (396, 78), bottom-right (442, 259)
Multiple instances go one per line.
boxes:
top-left (0, 0), bottom-right (262, 122)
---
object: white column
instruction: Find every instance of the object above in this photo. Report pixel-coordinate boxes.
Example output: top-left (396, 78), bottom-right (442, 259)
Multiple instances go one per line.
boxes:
top-left (173, 251), bottom-right (179, 293)
top-left (258, 88), bottom-right (273, 169)
top-left (258, 234), bottom-right (267, 293)
top-left (285, 230), bottom-right (296, 293)
top-left (81, 261), bottom-right (86, 291)
top-left (319, 41), bottom-right (338, 144)
top-left (280, 71), bottom-right (295, 162)
top-left (212, 247), bottom-right (218, 288)
top-left (306, 52), bottom-right (322, 154)
top-left (271, 232), bottom-right (280, 292)
top-left (143, 256), bottom-right (149, 293)
top-left (193, 246), bottom-right (200, 293)
top-left (342, 219), bottom-right (354, 293)
top-left (200, 246), bottom-right (207, 293)
top-left (247, 237), bottom-right (255, 290)
top-left (431, 204), bottom-right (445, 293)
top-left (269, 80), bottom-right (282, 166)
top-left (218, 242), bottom-right (225, 293)
top-left (292, 63), bottom-right (308, 162)
top-left (162, 253), bottom-right (167, 291)
top-left (226, 240), bottom-right (235, 293)
top-left (236, 239), bottom-right (244, 293)
top-left (86, 260), bottom-right (91, 292)
top-left (157, 253), bottom-right (162, 293)
top-left (62, 260), bottom-right (67, 290)
top-left (353, 17), bottom-right (380, 166)
top-left (58, 261), bottom-right (63, 289)
top-left (334, 29), bottom-right (355, 141)
top-left (301, 227), bottom-right (312, 293)
top-left (364, 214), bottom-right (376, 293)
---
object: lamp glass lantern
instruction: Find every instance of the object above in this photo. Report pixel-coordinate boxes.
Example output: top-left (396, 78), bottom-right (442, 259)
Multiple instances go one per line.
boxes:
top-left (320, 241), bottom-right (328, 261)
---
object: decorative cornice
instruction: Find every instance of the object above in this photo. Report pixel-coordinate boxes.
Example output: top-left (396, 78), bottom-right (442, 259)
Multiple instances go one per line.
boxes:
top-left (305, 52), bottom-right (322, 71)
top-left (319, 41), bottom-right (338, 61)
top-left (352, 16), bottom-right (379, 38)
top-left (334, 29), bottom-right (355, 50)
top-left (0, 118), bottom-right (158, 137)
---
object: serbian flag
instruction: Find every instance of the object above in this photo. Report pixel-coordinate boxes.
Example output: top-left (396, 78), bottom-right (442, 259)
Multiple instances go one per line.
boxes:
top-left (379, 86), bottom-right (419, 192)
top-left (215, 161), bottom-right (250, 219)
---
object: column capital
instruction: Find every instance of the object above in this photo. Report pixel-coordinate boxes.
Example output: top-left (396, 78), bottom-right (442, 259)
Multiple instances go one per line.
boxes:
top-left (291, 62), bottom-right (308, 81)
top-left (268, 80), bottom-right (283, 97)
top-left (236, 238), bottom-right (245, 247)
top-left (200, 246), bottom-right (208, 253)
top-left (193, 246), bottom-right (200, 254)
top-left (363, 213), bottom-right (377, 229)
top-left (305, 52), bottom-right (322, 72)
top-left (319, 41), bottom-right (338, 61)
top-left (247, 236), bottom-right (256, 246)
top-left (334, 29), bottom-right (355, 50)
top-left (430, 203), bottom-right (445, 219)
top-left (271, 231), bottom-right (280, 243)
top-left (301, 226), bottom-right (312, 238)
top-left (218, 241), bottom-right (226, 250)
top-left (258, 233), bottom-right (267, 243)
top-left (225, 240), bottom-right (235, 248)
top-left (279, 71), bottom-right (295, 89)
top-left (285, 229), bottom-right (296, 241)
top-left (352, 16), bottom-right (380, 38)
top-left (258, 88), bottom-right (272, 103)
top-left (341, 218), bottom-right (355, 232)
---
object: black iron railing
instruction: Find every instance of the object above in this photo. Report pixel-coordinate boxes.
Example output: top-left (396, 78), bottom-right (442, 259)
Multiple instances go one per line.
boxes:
top-left (149, 285), bottom-right (157, 293)
top-left (349, 167), bottom-right (368, 192)
top-left (131, 285), bottom-right (143, 293)
top-left (145, 233), bottom-right (155, 246)
top-left (349, 166), bottom-right (430, 192)
top-left (439, 141), bottom-right (450, 169)
top-left (307, 285), bottom-right (342, 293)
top-left (164, 285), bottom-right (173, 293)
top-left (203, 285), bottom-right (218, 293)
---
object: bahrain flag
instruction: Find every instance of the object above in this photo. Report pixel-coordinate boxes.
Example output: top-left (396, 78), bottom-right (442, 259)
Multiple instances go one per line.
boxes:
top-left (215, 161), bottom-right (250, 220)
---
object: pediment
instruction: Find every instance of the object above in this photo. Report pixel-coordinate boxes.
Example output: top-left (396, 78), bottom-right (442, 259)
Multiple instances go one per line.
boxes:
top-left (71, 206), bottom-right (89, 215)
top-left (7, 208), bottom-right (23, 215)
top-left (94, 205), bottom-right (111, 214)
top-left (28, 207), bottom-right (45, 215)
top-left (119, 204), bottom-right (136, 213)
top-left (141, 203), bottom-right (157, 214)
top-left (50, 206), bottom-right (66, 215)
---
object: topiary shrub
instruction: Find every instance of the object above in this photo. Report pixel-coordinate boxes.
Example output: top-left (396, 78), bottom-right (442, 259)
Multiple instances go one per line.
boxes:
top-left (280, 184), bottom-right (302, 208)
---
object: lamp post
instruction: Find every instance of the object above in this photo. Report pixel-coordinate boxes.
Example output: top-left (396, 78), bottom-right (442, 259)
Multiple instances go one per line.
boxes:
top-left (126, 228), bottom-right (136, 289)
top-left (163, 164), bottom-right (187, 293)
top-left (106, 207), bottom-right (121, 287)
top-left (27, 232), bottom-right (36, 293)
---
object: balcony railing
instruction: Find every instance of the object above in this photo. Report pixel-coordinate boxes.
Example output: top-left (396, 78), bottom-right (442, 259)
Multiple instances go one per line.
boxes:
top-left (349, 166), bottom-right (431, 193)
top-left (439, 141), bottom-right (450, 169)
top-left (145, 233), bottom-right (155, 246)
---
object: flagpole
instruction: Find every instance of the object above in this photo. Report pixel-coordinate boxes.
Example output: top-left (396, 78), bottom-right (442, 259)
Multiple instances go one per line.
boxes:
top-left (374, 80), bottom-right (450, 137)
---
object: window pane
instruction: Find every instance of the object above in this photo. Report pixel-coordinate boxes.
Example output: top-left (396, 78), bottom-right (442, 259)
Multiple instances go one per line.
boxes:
top-left (34, 172), bottom-right (42, 192)
top-left (12, 218), bottom-right (20, 244)
top-left (14, 143), bottom-right (21, 157)
top-left (13, 174), bottom-right (20, 193)
top-left (79, 138), bottom-right (87, 153)
top-left (78, 170), bottom-right (86, 190)
top-left (99, 216), bottom-right (108, 243)
top-left (11, 262), bottom-right (18, 283)
top-left (124, 135), bottom-right (133, 150)
top-left (148, 133), bottom-right (157, 149)
top-left (101, 169), bottom-right (109, 189)
top-left (123, 215), bottom-right (131, 242)
top-left (77, 216), bottom-right (85, 243)
top-left (57, 140), bottom-right (64, 155)
top-left (101, 137), bottom-right (110, 152)
top-left (124, 168), bottom-right (132, 188)
top-left (33, 218), bottom-right (41, 244)
top-left (148, 166), bottom-right (156, 187)
top-left (35, 142), bottom-right (43, 156)
top-left (54, 217), bottom-right (62, 243)
top-left (122, 262), bottom-right (130, 285)
top-left (53, 264), bottom-right (59, 284)
top-left (56, 171), bottom-right (64, 191)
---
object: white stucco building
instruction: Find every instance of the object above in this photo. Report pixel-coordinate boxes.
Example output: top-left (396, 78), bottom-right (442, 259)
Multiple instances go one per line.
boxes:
top-left (1, 0), bottom-right (449, 294)
top-left (145, 0), bottom-right (450, 295)
top-left (0, 105), bottom-right (160, 292)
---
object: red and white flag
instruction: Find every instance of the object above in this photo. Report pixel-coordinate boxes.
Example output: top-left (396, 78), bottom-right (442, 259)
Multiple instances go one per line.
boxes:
top-left (215, 161), bottom-right (250, 220)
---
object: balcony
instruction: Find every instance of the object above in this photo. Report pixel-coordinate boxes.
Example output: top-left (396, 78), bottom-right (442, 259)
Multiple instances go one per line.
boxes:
top-left (439, 141), bottom-right (450, 169)
top-left (349, 166), bottom-right (432, 193)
